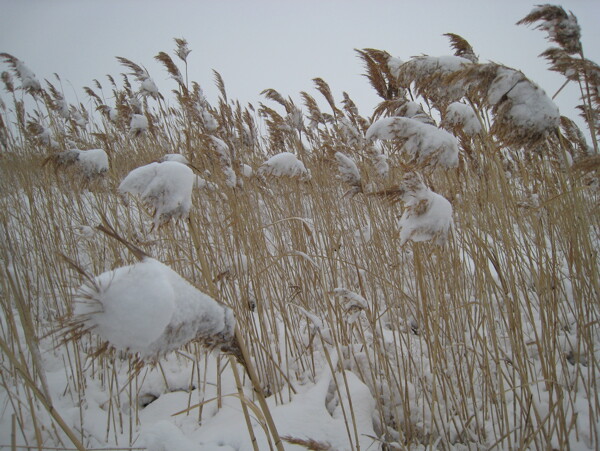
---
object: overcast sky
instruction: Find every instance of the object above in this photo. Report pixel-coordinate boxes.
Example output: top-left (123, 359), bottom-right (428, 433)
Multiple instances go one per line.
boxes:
top-left (1, 0), bottom-right (599, 133)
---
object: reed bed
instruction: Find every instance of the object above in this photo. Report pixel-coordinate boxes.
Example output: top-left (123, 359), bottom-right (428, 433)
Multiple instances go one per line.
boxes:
top-left (0, 6), bottom-right (599, 450)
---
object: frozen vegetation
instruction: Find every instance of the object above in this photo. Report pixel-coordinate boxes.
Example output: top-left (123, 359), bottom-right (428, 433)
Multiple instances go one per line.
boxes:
top-left (0, 5), bottom-right (599, 451)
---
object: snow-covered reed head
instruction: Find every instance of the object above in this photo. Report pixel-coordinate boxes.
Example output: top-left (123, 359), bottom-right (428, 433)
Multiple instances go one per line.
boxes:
top-left (63, 224), bottom-right (241, 363)
top-left (258, 152), bottom-right (312, 181)
top-left (118, 160), bottom-right (195, 228)
top-left (371, 172), bottom-right (454, 246)
top-left (43, 148), bottom-right (109, 180)
top-left (355, 48), bottom-right (404, 101)
top-left (517, 4), bottom-right (581, 54)
top-left (1, 70), bottom-right (15, 93)
top-left (71, 257), bottom-right (238, 361)
top-left (174, 37), bottom-right (191, 63)
top-left (26, 121), bottom-right (58, 148)
top-left (445, 63), bottom-right (560, 147)
top-left (0, 52), bottom-right (42, 95)
top-left (396, 172), bottom-right (453, 246)
top-left (130, 113), bottom-right (149, 137)
top-left (394, 54), bottom-right (473, 107)
top-left (116, 56), bottom-right (162, 101)
top-left (334, 152), bottom-right (363, 197)
top-left (366, 116), bottom-right (459, 169)
top-left (442, 102), bottom-right (482, 137)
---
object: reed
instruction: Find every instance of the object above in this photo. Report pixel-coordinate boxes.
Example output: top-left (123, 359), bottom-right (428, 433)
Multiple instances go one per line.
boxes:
top-left (0, 5), bottom-right (598, 450)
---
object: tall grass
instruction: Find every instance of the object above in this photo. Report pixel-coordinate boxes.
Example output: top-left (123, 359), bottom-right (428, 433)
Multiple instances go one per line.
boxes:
top-left (1, 6), bottom-right (599, 450)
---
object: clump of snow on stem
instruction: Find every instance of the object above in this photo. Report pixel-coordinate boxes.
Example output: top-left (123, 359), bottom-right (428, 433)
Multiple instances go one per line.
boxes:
top-left (45, 148), bottom-right (108, 178)
top-left (15, 60), bottom-right (41, 92)
top-left (241, 164), bottom-right (253, 178)
top-left (74, 257), bottom-right (236, 359)
top-left (372, 152), bottom-right (389, 178)
top-left (207, 136), bottom-right (237, 188)
top-left (396, 172), bottom-right (453, 245)
top-left (338, 117), bottom-right (362, 145)
top-left (118, 161), bottom-right (195, 227)
top-left (488, 66), bottom-right (560, 141)
top-left (387, 56), bottom-right (404, 79)
top-left (140, 77), bottom-right (160, 99)
top-left (445, 63), bottom-right (560, 145)
top-left (130, 114), bottom-right (149, 136)
top-left (53, 93), bottom-right (70, 119)
top-left (0, 54), bottom-right (41, 94)
top-left (258, 152), bottom-right (311, 181)
top-left (396, 101), bottom-right (437, 125)
top-left (72, 149), bottom-right (109, 177)
top-left (30, 123), bottom-right (58, 148)
top-left (443, 102), bottom-right (482, 136)
top-left (201, 110), bottom-right (218, 132)
top-left (518, 4), bottom-right (581, 54)
top-left (333, 288), bottom-right (368, 308)
top-left (367, 117), bottom-right (459, 168)
top-left (334, 152), bottom-right (362, 196)
top-left (396, 55), bottom-right (472, 104)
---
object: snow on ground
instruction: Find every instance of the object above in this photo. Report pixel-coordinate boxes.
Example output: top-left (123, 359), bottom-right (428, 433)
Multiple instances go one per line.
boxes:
top-left (0, 310), bottom-right (378, 451)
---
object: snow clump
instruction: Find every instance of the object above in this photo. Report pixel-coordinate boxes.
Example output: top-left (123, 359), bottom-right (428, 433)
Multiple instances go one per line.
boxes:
top-left (74, 149), bottom-right (109, 177)
top-left (444, 102), bottom-right (482, 136)
top-left (140, 77), bottom-right (160, 99)
top-left (74, 257), bottom-right (236, 359)
top-left (130, 114), bottom-right (149, 136)
top-left (366, 117), bottom-right (459, 168)
top-left (258, 152), bottom-right (311, 181)
top-left (45, 148), bottom-right (109, 178)
top-left (334, 152), bottom-right (362, 196)
top-left (118, 161), bottom-right (195, 227)
top-left (517, 4), bottom-right (581, 54)
top-left (396, 172), bottom-right (454, 245)
top-left (395, 55), bottom-right (472, 104)
top-left (488, 66), bottom-right (560, 143)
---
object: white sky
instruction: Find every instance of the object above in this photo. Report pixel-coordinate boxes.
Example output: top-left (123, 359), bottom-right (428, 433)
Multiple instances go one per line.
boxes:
top-left (1, 0), bottom-right (599, 133)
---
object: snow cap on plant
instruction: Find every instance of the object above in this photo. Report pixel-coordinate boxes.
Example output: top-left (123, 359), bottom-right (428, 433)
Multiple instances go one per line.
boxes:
top-left (205, 136), bottom-right (238, 188)
top-left (116, 56), bottom-right (162, 100)
top-left (517, 4), bottom-right (581, 54)
top-left (446, 63), bottom-right (560, 147)
top-left (118, 160), bottom-right (195, 228)
top-left (372, 98), bottom-right (436, 126)
top-left (65, 224), bottom-right (239, 362)
top-left (44, 148), bottom-right (109, 179)
top-left (130, 113), bottom-right (149, 136)
top-left (258, 152), bottom-right (311, 181)
top-left (334, 152), bottom-right (363, 197)
top-left (26, 121), bottom-right (58, 148)
top-left (443, 102), bottom-right (482, 136)
top-left (394, 55), bottom-right (473, 107)
top-left (1, 71), bottom-right (14, 92)
top-left (366, 116), bottom-right (459, 169)
top-left (355, 48), bottom-right (404, 100)
top-left (45, 81), bottom-right (71, 119)
top-left (174, 37), bottom-right (192, 62)
top-left (372, 172), bottom-right (454, 246)
top-left (0, 53), bottom-right (42, 95)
